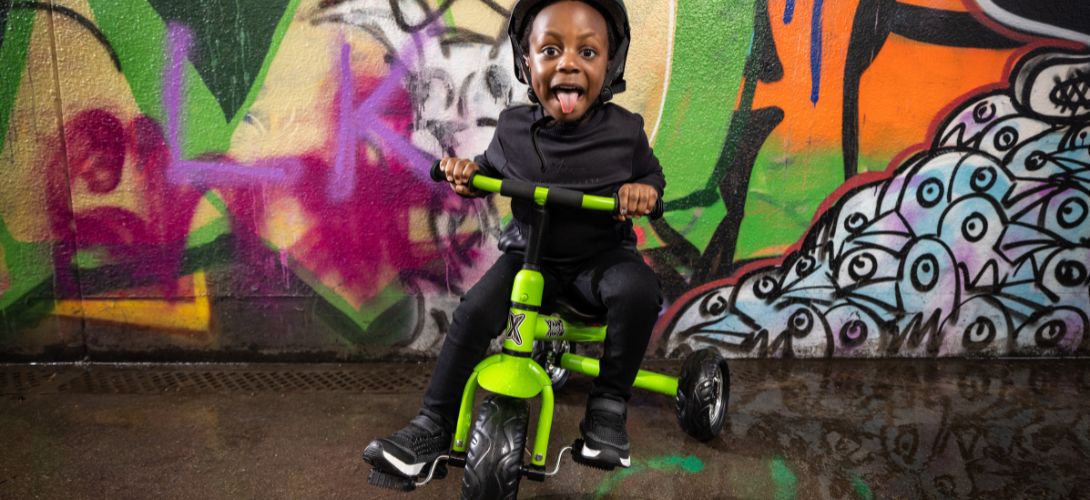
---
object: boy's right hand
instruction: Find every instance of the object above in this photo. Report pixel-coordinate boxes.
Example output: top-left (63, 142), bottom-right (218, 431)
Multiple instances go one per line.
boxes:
top-left (440, 157), bottom-right (480, 197)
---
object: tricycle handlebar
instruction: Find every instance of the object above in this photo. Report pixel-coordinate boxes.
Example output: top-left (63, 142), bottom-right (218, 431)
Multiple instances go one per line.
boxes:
top-left (430, 161), bottom-right (663, 220)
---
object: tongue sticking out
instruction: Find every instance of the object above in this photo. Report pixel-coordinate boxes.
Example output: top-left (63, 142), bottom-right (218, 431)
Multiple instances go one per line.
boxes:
top-left (557, 90), bottom-right (580, 114)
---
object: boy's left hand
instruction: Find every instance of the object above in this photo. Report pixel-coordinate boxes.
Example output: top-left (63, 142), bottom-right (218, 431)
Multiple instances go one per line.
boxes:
top-left (615, 183), bottom-right (659, 221)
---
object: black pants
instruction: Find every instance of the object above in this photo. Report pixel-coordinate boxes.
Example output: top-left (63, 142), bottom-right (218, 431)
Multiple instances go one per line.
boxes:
top-left (420, 247), bottom-right (662, 432)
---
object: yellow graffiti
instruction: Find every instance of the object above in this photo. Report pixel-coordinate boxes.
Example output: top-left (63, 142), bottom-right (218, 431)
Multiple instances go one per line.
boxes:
top-left (53, 272), bottom-right (211, 333)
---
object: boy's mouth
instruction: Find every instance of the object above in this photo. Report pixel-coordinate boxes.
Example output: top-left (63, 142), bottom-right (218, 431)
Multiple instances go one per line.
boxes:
top-left (551, 85), bottom-right (585, 114)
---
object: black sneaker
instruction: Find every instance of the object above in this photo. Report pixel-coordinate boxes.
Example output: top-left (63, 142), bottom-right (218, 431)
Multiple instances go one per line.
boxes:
top-left (577, 397), bottom-right (631, 468)
top-left (362, 414), bottom-right (451, 478)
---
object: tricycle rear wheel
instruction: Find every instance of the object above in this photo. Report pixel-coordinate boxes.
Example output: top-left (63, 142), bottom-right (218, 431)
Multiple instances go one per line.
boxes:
top-left (532, 340), bottom-right (574, 390)
top-left (676, 348), bottom-right (729, 441)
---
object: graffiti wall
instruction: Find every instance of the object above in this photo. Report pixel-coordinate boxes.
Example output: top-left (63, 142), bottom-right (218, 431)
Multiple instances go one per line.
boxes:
top-left (0, 0), bottom-right (1085, 359)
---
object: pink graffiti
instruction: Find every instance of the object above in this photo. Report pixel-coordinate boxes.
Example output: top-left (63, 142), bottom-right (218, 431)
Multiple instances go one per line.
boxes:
top-left (46, 109), bottom-right (202, 298)
top-left (44, 22), bottom-right (483, 309)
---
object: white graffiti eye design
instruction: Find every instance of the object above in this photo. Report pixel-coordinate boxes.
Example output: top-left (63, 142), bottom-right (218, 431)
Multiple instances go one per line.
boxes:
top-left (754, 276), bottom-right (779, 299)
top-left (699, 289), bottom-right (730, 318)
top-left (788, 308), bottom-right (813, 334)
top-left (794, 255), bottom-right (816, 276)
top-left (911, 254), bottom-right (940, 292)
top-left (970, 167), bottom-right (997, 192)
top-left (961, 213), bottom-right (988, 242)
top-left (1024, 150), bottom-right (1049, 171)
top-left (1054, 260), bottom-right (1087, 287)
top-left (916, 178), bottom-right (945, 208)
top-left (1057, 197), bottom-right (1087, 229)
top-left (1034, 320), bottom-right (1066, 347)
top-left (973, 100), bottom-right (997, 123)
top-left (847, 253), bottom-right (877, 282)
top-left (993, 126), bottom-right (1019, 151)
top-left (965, 317), bottom-right (997, 345)
top-left (840, 319), bottom-right (868, 346)
top-left (1075, 126), bottom-right (1090, 147)
top-left (844, 212), bottom-right (868, 233)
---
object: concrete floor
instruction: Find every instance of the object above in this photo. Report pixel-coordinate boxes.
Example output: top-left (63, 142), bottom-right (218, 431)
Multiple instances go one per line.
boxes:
top-left (1, 359), bottom-right (1089, 499)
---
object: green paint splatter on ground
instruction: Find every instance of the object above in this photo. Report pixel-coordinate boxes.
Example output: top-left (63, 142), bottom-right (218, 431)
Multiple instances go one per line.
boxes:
top-left (770, 456), bottom-right (796, 500)
top-left (852, 473), bottom-right (874, 500)
top-left (593, 454), bottom-right (705, 498)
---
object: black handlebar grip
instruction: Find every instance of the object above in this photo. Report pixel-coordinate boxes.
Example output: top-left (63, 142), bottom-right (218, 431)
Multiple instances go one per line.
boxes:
top-left (430, 160), bottom-right (445, 182)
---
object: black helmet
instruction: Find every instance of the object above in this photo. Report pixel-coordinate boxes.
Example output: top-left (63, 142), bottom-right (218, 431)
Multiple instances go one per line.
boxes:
top-left (507, 0), bottom-right (631, 102)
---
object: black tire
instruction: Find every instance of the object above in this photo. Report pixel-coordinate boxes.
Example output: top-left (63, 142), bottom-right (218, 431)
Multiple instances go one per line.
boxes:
top-left (532, 340), bottom-right (574, 390)
top-left (461, 395), bottom-right (529, 500)
top-left (676, 348), bottom-right (729, 441)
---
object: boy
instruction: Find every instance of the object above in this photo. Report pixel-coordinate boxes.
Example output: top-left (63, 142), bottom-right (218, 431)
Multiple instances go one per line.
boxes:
top-left (364, 0), bottom-right (663, 475)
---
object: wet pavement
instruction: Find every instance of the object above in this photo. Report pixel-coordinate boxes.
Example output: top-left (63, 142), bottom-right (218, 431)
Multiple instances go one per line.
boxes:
top-left (1, 359), bottom-right (1089, 499)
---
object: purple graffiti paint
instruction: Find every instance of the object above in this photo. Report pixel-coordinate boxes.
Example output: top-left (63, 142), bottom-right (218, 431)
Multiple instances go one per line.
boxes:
top-left (331, 41), bottom-right (356, 202)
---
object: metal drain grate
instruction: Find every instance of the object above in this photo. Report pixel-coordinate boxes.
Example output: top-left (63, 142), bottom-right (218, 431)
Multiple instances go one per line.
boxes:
top-left (1, 365), bottom-right (432, 395)
top-left (0, 369), bottom-right (50, 393)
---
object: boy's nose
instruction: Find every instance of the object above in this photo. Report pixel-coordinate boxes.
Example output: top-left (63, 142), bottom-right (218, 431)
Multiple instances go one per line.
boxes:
top-left (557, 50), bottom-right (579, 71)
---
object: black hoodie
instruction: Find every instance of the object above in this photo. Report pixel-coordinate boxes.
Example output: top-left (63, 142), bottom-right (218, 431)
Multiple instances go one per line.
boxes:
top-left (473, 102), bottom-right (666, 263)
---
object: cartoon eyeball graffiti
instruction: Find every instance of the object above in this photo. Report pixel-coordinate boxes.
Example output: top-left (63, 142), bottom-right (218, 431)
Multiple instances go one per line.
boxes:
top-left (1002, 126), bottom-right (1069, 180)
top-left (976, 115), bottom-right (1054, 162)
top-left (948, 153), bottom-right (1012, 205)
top-left (824, 303), bottom-right (886, 355)
top-left (1037, 185), bottom-right (1090, 245)
top-left (1038, 247), bottom-right (1090, 311)
top-left (1013, 306), bottom-right (1088, 355)
top-left (892, 152), bottom-right (968, 236)
top-left (937, 196), bottom-right (1008, 289)
top-left (778, 250), bottom-right (836, 302)
top-left (732, 266), bottom-right (784, 306)
top-left (761, 303), bottom-right (832, 357)
top-left (938, 295), bottom-right (1013, 356)
top-left (897, 237), bottom-right (960, 318)
top-left (936, 91), bottom-right (1019, 148)
top-left (665, 284), bottom-right (751, 358)
top-left (835, 246), bottom-right (901, 311)
top-left (829, 183), bottom-right (885, 259)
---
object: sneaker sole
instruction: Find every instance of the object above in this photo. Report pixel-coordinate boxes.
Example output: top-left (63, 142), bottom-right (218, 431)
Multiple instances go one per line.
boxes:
top-left (362, 442), bottom-right (428, 478)
top-left (579, 441), bottom-right (631, 468)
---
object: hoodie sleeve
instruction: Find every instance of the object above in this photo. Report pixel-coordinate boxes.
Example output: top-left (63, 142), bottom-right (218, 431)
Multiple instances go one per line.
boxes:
top-left (471, 111), bottom-right (509, 179)
top-left (630, 119), bottom-right (666, 196)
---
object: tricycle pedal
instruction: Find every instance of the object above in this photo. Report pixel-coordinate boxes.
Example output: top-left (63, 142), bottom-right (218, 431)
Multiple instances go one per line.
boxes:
top-left (367, 468), bottom-right (416, 491)
top-left (521, 464), bottom-right (547, 482)
top-left (446, 452), bottom-right (466, 468)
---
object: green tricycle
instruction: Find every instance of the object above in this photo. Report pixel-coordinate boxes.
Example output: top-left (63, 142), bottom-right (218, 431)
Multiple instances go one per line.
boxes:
top-left (370, 161), bottom-right (730, 498)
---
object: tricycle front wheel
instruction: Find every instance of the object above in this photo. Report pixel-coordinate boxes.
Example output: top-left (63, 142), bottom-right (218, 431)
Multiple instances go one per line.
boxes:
top-left (461, 395), bottom-right (529, 500)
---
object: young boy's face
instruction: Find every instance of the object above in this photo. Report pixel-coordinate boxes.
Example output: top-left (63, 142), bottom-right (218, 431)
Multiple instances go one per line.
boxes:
top-left (525, 1), bottom-right (610, 123)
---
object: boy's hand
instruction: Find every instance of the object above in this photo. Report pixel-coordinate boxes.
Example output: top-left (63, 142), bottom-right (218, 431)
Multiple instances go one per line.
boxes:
top-left (615, 183), bottom-right (659, 221)
top-left (440, 157), bottom-right (480, 197)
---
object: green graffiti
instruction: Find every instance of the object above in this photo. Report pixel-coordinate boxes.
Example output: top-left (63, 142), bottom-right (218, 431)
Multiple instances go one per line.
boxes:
top-left (147, 0), bottom-right (293, 123)
top-left (770, 456), bottom-right (796, 500)
top-left (0, 217), bottom-right (53, 313)
top-left (593, 454), bottom-right (705, 497)
top-left (653, 0), bottom-right (756, 252)
top-left (0, 6), bottom-right (34, 155)
top-left (851, 473), bottom-right (874, 500)
top-left (86, 0), bottom-right (299, 159)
